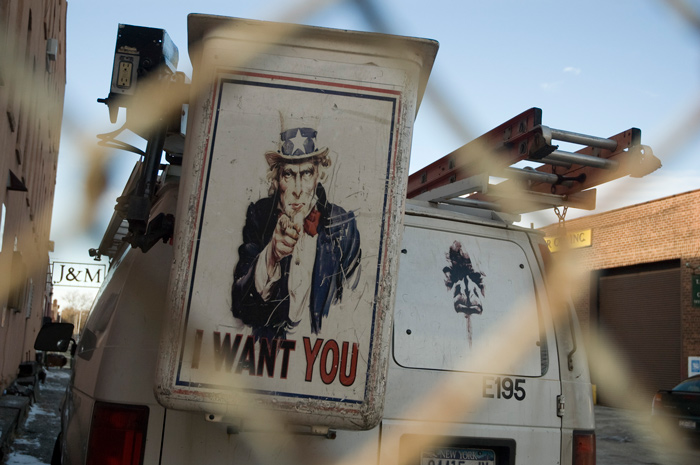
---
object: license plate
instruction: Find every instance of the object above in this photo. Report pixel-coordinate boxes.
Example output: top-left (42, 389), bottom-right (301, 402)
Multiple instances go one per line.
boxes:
top-left (679, 419), bottom-right (697, 429)
top-left (421, 447), bottom-right (496, 465)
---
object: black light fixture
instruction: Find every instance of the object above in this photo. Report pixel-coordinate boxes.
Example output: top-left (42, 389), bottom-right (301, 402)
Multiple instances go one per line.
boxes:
top-left (7, 170), bottom-right (27, 192)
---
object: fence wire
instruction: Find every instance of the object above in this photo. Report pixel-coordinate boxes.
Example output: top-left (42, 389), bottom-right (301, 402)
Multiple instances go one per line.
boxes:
top-left (4, 0), bottom-right (700, 463)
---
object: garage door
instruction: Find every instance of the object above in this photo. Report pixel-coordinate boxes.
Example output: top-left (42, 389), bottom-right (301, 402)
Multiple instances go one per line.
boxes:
top-left (597, 266), bottom-right (680, 406)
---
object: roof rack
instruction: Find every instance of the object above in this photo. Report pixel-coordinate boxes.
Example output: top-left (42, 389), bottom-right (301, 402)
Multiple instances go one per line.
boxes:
top-left (407, 108), bottom-right (661, 214)
top-left (88, 163), bottom-right (143, 261)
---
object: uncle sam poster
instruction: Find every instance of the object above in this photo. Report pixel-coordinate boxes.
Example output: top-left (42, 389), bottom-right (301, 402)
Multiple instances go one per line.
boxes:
top-left (154, 21), bottom-right (438, 429)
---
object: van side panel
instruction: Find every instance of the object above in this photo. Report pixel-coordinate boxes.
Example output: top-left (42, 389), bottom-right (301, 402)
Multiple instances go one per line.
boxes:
top-left (62, 192), bottom-right (177, 465)
top-left (525, 233), bottom-right (595, 464)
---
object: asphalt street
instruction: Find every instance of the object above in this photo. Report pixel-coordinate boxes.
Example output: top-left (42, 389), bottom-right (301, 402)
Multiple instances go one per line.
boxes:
top-left (3, 372), bottom-right (700, 465)
top-left (595, 405), bottom-right (700, 465)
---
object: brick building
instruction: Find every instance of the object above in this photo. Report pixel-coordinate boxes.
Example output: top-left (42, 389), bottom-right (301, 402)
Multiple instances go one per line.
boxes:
top-left (0, 0), bottom-right (67, 391)
top-left (542, 189), bottom-right (700, 404)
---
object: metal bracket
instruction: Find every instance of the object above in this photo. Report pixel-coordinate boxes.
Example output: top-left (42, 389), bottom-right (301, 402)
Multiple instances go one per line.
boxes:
top-left (557, 394), bottom-right (566, 417)
top-left (204, 415), bottom-right (337, 439)
top-left (412, 174), bottom-right (489, 203)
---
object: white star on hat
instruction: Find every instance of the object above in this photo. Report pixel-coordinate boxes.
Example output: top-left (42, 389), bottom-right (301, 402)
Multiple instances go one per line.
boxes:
top-left (288, 129), bottom-right (308, 155)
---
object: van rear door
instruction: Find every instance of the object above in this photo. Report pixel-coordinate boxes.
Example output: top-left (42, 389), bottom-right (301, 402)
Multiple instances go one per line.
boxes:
top-left (381, 209), bottom-right (562, 464)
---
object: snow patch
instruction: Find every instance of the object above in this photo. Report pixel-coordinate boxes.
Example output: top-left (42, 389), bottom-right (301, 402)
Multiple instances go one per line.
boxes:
top-left (25, 404), bottom-right (54, 427)
top-left (45, 369), bottom-right (70, 380)
top-left (40, 382), bottom-right (67, 392)
top-left (4, 451), bottom-right (49, 465)
top-left (13, 437), bottom-right (40, 447)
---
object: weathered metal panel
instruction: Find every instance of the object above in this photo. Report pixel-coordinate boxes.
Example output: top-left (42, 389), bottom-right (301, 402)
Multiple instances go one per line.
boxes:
top-left (393, 226), bottom-right (544, 377)
top-left (598, 267), bottom-right (681, 403)
top-left (155, 15), bottom-right (438, 430)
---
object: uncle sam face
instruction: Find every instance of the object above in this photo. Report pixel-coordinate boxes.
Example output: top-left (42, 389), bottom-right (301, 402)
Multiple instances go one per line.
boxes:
top-left (278, 161), bottom-right (320, 221)
top-left (443, 241), bottom-right (486, 316)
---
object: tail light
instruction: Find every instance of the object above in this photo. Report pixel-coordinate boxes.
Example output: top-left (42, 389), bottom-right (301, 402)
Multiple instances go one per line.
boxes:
top-left (86, 401), bottom-right (150, 465)
top-left (573, 430), bottom-right (596, 465)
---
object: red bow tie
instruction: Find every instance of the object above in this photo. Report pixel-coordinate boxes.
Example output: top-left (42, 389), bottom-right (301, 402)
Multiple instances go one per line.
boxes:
top-left (304, 209), bottom-right (321, 236)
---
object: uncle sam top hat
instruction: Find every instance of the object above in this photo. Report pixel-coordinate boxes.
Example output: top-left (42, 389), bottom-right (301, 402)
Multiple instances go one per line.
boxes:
top-left (265, 127), bottom-right (329, 165)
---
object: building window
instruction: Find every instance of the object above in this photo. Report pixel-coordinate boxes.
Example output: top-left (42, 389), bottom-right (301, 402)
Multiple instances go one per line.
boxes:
top-left (24, 278), bottom-right (34, 318)
top-left (6, 110), bottom-right (15, 132)
top-left (8, 251), bottom-right (27, 313)
top-left (0, 203), bottom-right (5, 252)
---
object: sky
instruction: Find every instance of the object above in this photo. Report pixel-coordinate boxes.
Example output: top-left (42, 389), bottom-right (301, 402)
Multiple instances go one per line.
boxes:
top-left (49, 0), bottom-right (700, 302)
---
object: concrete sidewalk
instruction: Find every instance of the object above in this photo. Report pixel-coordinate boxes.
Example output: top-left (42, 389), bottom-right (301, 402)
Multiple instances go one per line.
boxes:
top-left (0, 360), bottom-right (43, 459)
top-left (0, 367), bottom-right (69, 465)
top-left (0, 396), bottom-right (30, 460)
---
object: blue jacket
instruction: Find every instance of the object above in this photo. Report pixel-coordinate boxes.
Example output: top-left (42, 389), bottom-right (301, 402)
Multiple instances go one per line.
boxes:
top-left (231, 184), bottom-right (361, 341)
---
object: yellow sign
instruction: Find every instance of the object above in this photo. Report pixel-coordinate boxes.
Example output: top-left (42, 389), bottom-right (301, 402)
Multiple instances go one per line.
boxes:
top-left (544, 229), bottom-right (592, 252)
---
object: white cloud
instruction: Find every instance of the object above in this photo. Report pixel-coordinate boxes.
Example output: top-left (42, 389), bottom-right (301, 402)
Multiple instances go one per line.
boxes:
top-left (540, 81), bottom-right (562, 91)
top-left (563, 66), bottom-right (582, 75)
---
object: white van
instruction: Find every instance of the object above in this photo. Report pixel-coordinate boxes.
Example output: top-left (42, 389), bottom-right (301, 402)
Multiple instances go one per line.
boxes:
top-left (37, 14), bottom-right (613, 465)
top-left (42, 174), bottom-right (595, 465)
